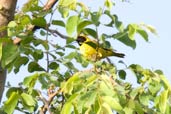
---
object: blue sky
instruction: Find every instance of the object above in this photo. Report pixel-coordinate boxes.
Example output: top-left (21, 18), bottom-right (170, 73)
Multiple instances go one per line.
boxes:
top-left (2, 0), bottom-right (171, 110)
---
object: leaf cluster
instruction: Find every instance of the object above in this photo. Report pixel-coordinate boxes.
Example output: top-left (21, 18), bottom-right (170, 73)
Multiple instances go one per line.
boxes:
top-left (0, 0), bottom-right (169, 114)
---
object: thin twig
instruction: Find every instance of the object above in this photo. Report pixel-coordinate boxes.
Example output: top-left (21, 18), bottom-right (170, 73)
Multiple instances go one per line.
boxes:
top-left (38, 88), bottom-right (61, 114)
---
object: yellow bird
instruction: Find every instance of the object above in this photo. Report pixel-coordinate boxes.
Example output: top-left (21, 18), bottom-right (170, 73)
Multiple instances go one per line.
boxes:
top-left (76, 35), bottom-right (125, 61)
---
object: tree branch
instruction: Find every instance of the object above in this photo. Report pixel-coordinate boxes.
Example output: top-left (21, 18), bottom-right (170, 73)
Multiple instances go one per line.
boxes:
top-left (43, 0), bottom-right (58, 11)
top-left (0, 0), bottom-right (18, 104)
top-left (38, 88), bottom-right (61, 114)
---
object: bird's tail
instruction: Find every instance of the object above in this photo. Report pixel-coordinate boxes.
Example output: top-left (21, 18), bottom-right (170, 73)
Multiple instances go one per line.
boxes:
top-left (113, 52), bottom-right (125, 58)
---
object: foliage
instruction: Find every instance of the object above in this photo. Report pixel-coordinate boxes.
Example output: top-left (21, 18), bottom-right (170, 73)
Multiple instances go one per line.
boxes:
top-left (0, 0), bottom-right (170, 114)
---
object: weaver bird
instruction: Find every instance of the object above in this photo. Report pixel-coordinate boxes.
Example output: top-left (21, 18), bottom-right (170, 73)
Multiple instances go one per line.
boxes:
top-left (76, 35), bottom-right (125, 61)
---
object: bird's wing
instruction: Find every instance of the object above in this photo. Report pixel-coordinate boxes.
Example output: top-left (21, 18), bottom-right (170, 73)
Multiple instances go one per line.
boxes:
top-left (84, 41), bottom-right (98, 49)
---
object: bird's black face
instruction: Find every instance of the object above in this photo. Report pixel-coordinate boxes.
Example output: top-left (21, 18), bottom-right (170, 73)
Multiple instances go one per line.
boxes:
top-left (76, 36), bottom-right (86, 46)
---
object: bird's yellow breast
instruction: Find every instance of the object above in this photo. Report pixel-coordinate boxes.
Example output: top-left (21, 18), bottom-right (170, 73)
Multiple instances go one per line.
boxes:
top-left (80, 43), bottom-right (101, 61)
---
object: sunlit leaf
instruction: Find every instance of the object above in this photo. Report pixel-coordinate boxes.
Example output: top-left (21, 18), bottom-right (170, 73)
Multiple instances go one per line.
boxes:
top-left (61, 94), bottom-right (78, 114)
top-left (58, 7), bottom-right (69, 18)
top-left (104, 0), bottom-right (113, 10)
top-left (128, 24), bottom-right (136, 40)
top-left (66, 15), bottom-right (78, 36)
top-left (3, 92), bottom-right (19, 114)
top-left (21, 93), bottom-right (37, 112)
top-left (77, 2), bottom-right (89, 17)
top-left (139, 93), bottom-right (149, 106)
top-left (23, 73), bottom-right (39, 88)
top-left (22, 0), bottom-right (39, 12)
top-left (58, 0), bottom-right (77, 9)
top-left (21, 93), bottom-right (36, 106)
top-left (61, 73), bottom-right (79, 94)
top-left (159, 90), bottom-right (168, 113)
top-left (1, 43), bottom-right (19, 68)
top-left (101, 96), bottom-right (123, 112)
top-left (101, 103), bottom-right (113, 114)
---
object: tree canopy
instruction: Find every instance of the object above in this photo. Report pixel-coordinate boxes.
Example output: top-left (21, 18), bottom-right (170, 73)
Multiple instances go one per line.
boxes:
top-left (0, 0), bottom-right (171, 114)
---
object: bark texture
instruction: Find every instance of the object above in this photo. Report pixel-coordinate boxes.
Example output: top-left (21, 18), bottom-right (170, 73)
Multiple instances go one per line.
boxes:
top-left (0, 0), bottom-right (17, 103)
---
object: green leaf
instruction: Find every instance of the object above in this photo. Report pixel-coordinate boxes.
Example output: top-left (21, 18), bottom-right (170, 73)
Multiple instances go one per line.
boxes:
top-left (32, 49), bottom-right (44, 61)
top-left (61, 102), bottom-right (73, 114)
top-left (66, 38), bottom-right (75, 44)
top-left (14, 56), bottom-right (29, 73)
top-left (28, 62), bottom-right (45, 72)
top-left (40, 30), bottom-right (46, 36)
top-left (113, 14), bottom-right (124, 32)
top-left (48, 62), bottom-right (59, 70)
top-left (101, 96), bottom-right (123, 112)
top-left (22, 0), bottom-right (39, 12)
top-left (114, 33), bottom-right (136, 49)
top-left (83, 28), bottom-right (97, 38)
top-left (137, 29), bottom-right (148, 41)
top-left (20, 15), bottom-right (31, 25)
top-left (58, 7), bottom-right (69, 18)
top-left (77, 20), bottom-right (92, 34)
top-left (104, 0), bottom-right (113, 10)
top-left (61, 94), bottom-right (78, 114)
top-left (32, 17), bottom-right (46, 28)
top-left (52, 20), bottom-right (65, 27)
top-left (141, 24), bottom-right (158, 35)
top-left (159, 90), bottom-right (168, 113)
top-left (21, 93), bottom-right (36, 106)
top-left (99, 80), bottom-right (115, 96)
top-left (79, 91), bottom-right (97, 108)
top-left (118, 70), bottom-right (126, 80)
top-left (58, 0), bottom-right (76, 9)
top-left (148, 81), bottom-right (162, 96)
top-left (134, 101), bottom-right (144, 114)
top-left (128, 24), bottom-right (136, 40)
top-left (75, 53), bottom-right (89, 67)
top-left (139, 93), bottom-right (149, 106)
top-left (101, 103), bottom-right (113, 114)
top-left (38, 74), bottom-right (49, 89)
top-left (1, 43), bottom-right (19, 68)
top-left (66, 15), bottom-right (78, 36)
top-left (8, 21), bottom-right (17, 28)
top-left (85, 74), bottom-right (98, 87)
top-left (64, 52), bottom-right (76, 60)
top-left (91, 11), bottom-right (101, 26)
top-left (3, 92), bottom-right (19, 114)
top-left (21, 93), bottom-right (37, 112)
top-left (61, 73), bottom-right (80, 94)
top-left (77, 2), bottom-right (89, 17)
top-left (123, 107), bottom-right (134, 114)
top-left (23, 73), bottom-right (39, 88)
top-left (130, 87), bottom-right (141, 99)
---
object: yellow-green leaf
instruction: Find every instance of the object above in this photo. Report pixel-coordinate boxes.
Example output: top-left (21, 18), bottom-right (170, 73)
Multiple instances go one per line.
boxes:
top-left (159, 90), bottom-right (169, 113)
top-left (4, 92), bottom-right (19, 114)
top-left (21, 93), bottom-right (36, 106)
top-left (105, 0), bottom-right (113, 10)
top-left (66, 15), bottom-right (78, 36)
top-left (101, 96), bottom-right (123, 112)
